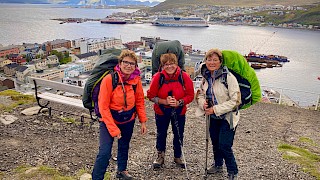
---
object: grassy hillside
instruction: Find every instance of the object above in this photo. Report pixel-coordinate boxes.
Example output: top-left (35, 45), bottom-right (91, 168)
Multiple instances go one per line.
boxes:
top-left (150, 0), bottom-right (320, 12)
top-left (255, 5), bottom-right (320, 26)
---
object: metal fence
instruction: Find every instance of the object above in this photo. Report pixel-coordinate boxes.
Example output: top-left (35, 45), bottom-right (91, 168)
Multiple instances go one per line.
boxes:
top-left (261, 85), bottom-right (319, 110)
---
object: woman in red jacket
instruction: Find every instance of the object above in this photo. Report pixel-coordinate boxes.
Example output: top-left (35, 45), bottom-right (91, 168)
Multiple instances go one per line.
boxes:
top-left (92, 50), bottom-right (147, 180)
top-left (147, 53), bottom-right (194, 169)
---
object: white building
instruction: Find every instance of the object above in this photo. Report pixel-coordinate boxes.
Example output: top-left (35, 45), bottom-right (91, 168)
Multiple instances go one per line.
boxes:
top-left (60, 63), bottom-right (85, 78)
top-left (79, 37), bottom-right (123, 54)
top-left (75, 59), bottom-right (96, 72)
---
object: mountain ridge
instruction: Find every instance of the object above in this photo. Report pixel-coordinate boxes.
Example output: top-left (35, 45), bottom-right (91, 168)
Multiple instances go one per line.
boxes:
top-left (0, 0), bottom-right (161, 6)
top-left (150, 0), bottom-right (320, 12)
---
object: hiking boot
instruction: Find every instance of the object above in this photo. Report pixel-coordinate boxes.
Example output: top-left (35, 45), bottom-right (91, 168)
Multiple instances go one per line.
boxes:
top-left (207, 166), bottom-right (223, 174)
top-left (153, 151), bottom-right (165, 169)
top-left (174, 158), bottom-right (186, 169)
top-left (228, 173), bottom-right (238, 180)
top-left (116, 171), bottom-right (133, 180)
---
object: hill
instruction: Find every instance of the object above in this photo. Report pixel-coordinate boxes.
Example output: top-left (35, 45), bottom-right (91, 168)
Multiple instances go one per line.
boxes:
top-left (1, 98), bottom-right (319, 179)
top-left (150, 0), bottom-right (320, 12)
top-left (257, 5), bottom-right (320, 26)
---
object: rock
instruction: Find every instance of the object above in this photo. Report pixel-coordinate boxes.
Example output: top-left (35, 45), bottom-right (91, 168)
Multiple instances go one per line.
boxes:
top-left (59, 164), bottom-right (70, 171)
top-left (20, 106), bottom-right (48, 116)
top-left (25, 167), bottom-right (39, 174)
top-left (286, 151), bottom-right (301, 157)
top-left (33, 120), bottom-right (40, 124)
top-left (80, 173), bottom-right (92, 180)
top-left (0, 115), bottom-right (18, 125)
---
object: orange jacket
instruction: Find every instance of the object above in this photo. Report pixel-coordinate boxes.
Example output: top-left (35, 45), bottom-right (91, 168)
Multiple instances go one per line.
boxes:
top-left (98, 71), bottom-right (147, 137)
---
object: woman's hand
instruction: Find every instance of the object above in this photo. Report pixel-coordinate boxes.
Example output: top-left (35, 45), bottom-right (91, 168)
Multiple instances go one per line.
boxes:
top-left (204, 102), bottom-right (215, 115)
top-left (140, 122), bottom-right (147, 135)
top-left (203, 101), bottom-right (208, 110)
top-left (116, 133), bottom-right (122, 139)
top-left (167, 96), bottom-right (178, 107)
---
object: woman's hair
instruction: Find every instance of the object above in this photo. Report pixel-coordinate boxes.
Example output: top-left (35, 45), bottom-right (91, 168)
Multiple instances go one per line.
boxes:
top-left (160, 53), bottom-right (178, 66)
top-left (205, 48), bottom-right (223, 62)
top-left (118, 50), bottom-right (138, 65)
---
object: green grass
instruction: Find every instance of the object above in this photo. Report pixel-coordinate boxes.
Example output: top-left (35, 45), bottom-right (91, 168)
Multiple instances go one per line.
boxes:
top-left (253, 5), bottom-right (320, 26)
top-left (60, 117), bottom-right (78, 124)
top-left (13, 165), bottom-right (74, 180)
top-left (6, 165), bottom-right (111, 180)
top-left (0, 171), bottom-right (4, 179)
top-left (0, 90), bottom-right (35, 112)
top-left (299, 137), bottom-right (320, 147)
top-left (278, 140), bottom-right (320, 179)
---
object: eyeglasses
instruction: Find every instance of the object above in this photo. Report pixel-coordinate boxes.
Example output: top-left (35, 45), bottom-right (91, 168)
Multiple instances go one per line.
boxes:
top-left (163, 63), bottom-right (176, 68)
top-left (122, 60), bottom-right (136, 67)
top-left (206, 58), bottom-right (220, 62)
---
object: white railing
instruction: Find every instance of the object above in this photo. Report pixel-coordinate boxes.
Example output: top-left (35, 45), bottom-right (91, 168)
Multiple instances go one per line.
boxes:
top-left (261, 85), bottom-right (319, 110)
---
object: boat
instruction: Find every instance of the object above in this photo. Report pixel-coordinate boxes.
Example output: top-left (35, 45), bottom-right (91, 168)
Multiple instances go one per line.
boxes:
top-left (101, 18), bottom-right (126, 24)
top-left (251, 63), bottom-right (267, 69)
top-left (152, 16), bottom-right (209, 27)
top-left (245, 51), bottom-right (290, 63)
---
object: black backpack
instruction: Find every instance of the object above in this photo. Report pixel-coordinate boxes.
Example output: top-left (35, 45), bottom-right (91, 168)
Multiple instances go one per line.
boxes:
top-left (82, 53), bottom-right (137, 120)
top-left (217, 66), bottom-right (252, 110)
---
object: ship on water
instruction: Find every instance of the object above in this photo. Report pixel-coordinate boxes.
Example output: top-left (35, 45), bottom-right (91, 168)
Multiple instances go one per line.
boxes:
top-left (152, 16), bottom-right (209, 27)
top-left (245, 51), bottom-right (290, 63)
top-left (101, 17), bottom-right (127, 24)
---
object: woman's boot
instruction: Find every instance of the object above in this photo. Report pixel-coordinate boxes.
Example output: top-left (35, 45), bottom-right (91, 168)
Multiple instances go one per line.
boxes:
top-left (153, 151), bottom-right (165, 169)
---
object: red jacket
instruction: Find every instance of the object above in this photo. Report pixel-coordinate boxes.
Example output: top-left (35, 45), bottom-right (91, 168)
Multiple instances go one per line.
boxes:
top-left (147, 67), bottom-right (194, 115)
top-left (99, 69), bottom-right (147, 137)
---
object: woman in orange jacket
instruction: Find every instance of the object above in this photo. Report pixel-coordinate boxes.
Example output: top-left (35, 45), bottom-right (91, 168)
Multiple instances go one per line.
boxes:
top-left (92, 50), bottom-right (147, 180)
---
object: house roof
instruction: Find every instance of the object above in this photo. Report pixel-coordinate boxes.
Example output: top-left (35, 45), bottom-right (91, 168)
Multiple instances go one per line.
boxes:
top-left (75, 51), bottom-right (98, 59)
top-left (5, 63), bottom-right (19, 69)
top-left (16, 65), bottom-right (28, 72)
top-left (45, 39), bottom-right (70, 46)
top-left (47, 55), bottom-right (58, 60)
top-left (0, 45), bottom-right (18, 51)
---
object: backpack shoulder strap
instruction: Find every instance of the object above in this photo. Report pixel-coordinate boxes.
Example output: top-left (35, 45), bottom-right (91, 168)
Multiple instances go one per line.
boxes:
top-left (132, 84), bottom-right (137, 92)
top-left (179, 69), bottom-right (185, 90)
top-left (221, 66), bottom-right (229, 89)
top-left (111, 71), bottom-right (119, 91)
top-left (112, 71), bottom-right (138, 93)
top-left (158, 73), bottom-right (165, 89)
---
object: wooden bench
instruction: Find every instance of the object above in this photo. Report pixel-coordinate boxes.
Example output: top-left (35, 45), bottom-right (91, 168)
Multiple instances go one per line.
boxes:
top-left (28, 77), bottom-right (92, 125)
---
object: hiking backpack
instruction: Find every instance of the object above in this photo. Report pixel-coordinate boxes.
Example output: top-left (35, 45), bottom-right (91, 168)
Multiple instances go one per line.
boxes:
top-left (158, 69), bottom-right (185, 89)
top-left (220, 50), bottom-right (261, 109)
top-left (151, 40), bottom-right (185, 75)
top-left (151, 40), bottom-right (186, 89)
top-left (82, 52), bottom-right (137, 119)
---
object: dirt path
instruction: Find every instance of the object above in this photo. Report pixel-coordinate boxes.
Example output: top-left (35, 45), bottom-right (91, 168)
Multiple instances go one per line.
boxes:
top-left (0, 101), bottom-right (319, 179)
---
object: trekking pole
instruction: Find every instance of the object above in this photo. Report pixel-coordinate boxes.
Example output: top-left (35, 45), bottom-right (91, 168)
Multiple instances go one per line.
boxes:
top-left (172, 110), bottom-right (190, 180)
top-left (204, 114), bottom-right (210, 179)
top-left (169, 91), bottom-right (190, 180)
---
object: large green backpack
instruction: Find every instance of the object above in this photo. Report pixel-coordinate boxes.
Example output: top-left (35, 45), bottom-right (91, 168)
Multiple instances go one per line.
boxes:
top-left (221, 50), bottom-right (261, 109)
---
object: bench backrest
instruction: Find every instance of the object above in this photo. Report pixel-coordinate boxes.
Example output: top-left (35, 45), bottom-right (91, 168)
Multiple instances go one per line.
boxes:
top-left (28, 77), bottom-right (84, 95)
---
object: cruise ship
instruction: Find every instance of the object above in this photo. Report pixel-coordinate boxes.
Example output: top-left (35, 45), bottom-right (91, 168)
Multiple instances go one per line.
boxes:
top-left (152, 16), bottom-right (209, 27)
top-left (101, 18), bottom-right (126, 24)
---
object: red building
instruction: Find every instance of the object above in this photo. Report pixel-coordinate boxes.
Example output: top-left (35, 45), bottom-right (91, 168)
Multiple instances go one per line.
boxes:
top-left (0, 46), bottom-right (20, 58)
top-left (124, 41), bottom-right (143, 50)
top-left (182, 44), bottom-right (192, 54)
top-left (8, 54), bottom-right (27, 65)
top-left (43, 39), bottom-right (71, 55)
